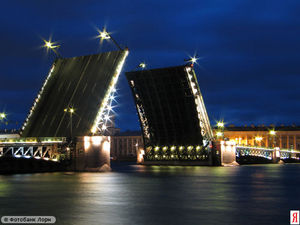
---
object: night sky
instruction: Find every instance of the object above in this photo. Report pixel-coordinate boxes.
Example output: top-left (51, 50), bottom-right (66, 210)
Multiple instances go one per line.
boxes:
top-left (0, 0), bottom-right (299, 131)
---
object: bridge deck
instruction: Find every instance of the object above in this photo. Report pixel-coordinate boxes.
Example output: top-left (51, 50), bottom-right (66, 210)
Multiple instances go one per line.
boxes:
top-left (21, 50), bottom-right (128, 137)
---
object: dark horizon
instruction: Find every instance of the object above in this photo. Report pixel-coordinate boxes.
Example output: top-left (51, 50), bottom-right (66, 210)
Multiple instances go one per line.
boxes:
top-left (0, 0), bottom-right (300, 132)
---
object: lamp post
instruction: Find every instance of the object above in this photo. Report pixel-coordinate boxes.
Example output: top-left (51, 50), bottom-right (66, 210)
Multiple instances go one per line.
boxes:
top-left (0, 112), bottom-right (6, 130)
top-left (0, 113), bottom-right (6, 120)
top-left (184, 56), bottom-right (199, 66)
top-left (216, 121), bottom-right (225, 140)
top-left (97, 28), bottom-right (123, 50)
top-left (64, 107), bottom-right (75, 138)
top-left (43, 39), bottom-right (61, 58)
top-left (136, 62), bottom-right (146, 70)
top-left (217, 121), bottom-right (224, 128)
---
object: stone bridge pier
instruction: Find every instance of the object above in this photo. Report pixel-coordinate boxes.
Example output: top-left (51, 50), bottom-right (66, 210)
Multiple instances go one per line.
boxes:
top-left (70, 136), bottom-right (111, 172)
top-left (213, 141), bottom-right (239, 166)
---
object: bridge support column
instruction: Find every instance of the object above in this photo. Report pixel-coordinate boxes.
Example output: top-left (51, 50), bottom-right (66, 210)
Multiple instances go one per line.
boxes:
top-left (272, 147), bottom-right (281, 163)
top-left (70, 136), bottom-right (111, 172)
top-left (137, 148), bottom-right (145, 164)
top-left (213, 141), bottom-right (239, 166)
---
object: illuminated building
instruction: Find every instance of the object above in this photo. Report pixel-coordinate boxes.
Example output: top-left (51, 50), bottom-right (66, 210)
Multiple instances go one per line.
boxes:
top-left (110, 131), bottom-right (143, 160)
top-left (219, 125), bottom-right (300, 150)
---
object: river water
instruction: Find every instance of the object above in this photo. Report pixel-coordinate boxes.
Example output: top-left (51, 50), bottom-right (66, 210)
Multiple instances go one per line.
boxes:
top-left (0, 163), bottom-right (299, 225)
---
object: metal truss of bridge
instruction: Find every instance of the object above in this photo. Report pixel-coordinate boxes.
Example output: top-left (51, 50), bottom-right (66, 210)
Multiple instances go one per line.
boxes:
top-left (236, 145), bottom-right (300, 164)
top-left (20, 49), bottom-right (129, 137)
top-left (126, 64), bottom-right (214, 163)
top-left (0, 137), bottom-right (67, 161)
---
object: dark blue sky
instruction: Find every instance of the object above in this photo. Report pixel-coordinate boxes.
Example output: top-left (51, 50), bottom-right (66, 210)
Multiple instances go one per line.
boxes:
top-left (0, 0), bottom-right (299, 131)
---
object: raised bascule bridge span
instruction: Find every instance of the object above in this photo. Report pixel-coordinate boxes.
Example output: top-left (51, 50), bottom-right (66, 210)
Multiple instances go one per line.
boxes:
top-left (1, 49), bottom-right (299, 171)
top-left (126, 65), bottom-right (218, 165)
top-left (0, 49), bottom-right (129, 173)
top-left (126, 64), bottom-right (300, 165)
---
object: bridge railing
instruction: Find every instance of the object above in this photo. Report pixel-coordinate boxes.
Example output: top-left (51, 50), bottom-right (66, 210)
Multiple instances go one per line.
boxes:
top-left (0, 137), bottom-right (66, 144)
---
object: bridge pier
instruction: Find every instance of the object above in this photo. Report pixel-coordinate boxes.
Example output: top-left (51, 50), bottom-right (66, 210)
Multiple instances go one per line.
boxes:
top-left (214, 141), bottom-right (239, 166)
top-left (69, 136), bottom-right (111, 172)
top-left (272, 147), bottom-right (281, 163)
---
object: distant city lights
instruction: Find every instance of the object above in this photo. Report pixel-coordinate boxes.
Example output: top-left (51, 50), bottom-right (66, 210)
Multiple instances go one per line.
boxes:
top-left (255, 136), bottom-right (263, 142)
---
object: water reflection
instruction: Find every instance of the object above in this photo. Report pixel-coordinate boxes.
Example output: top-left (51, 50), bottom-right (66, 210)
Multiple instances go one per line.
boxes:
top-left (0, 177), bottom-right (11, 197)
top-left (0, 164), bottom-right (299, 225)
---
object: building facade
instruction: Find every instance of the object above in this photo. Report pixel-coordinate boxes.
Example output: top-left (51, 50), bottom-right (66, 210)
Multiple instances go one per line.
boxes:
top-left (110, 131), bottom-right (143, 160)
top-left (220, 126), bottom-right (300, 150)
top-left (110, 126), bottom-right (300, 160)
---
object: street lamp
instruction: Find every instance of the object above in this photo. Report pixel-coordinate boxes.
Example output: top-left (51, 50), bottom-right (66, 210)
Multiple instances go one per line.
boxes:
top-left (184, 55), bottom-right (199, 65)
top-left (43, 39), bottom-right (61, 58)
top-left (97, 27), bottom-right (123, 50)
top-left (64, 107), bottom-right (75, 138)
top-left (190, 57), bottom-right (198, 64)
top-left (138, 62), bottom-right (146, 69)
top-left (216, 131), bottom-right (223, 138)
top-left (217, 121), bottom-right (224, 128)
top-left (0, 113), bottom-right (6, 120)
top-left (0, 112), bottom-right (7, 130)
top-left (215, 120), bottom-right (225, 140)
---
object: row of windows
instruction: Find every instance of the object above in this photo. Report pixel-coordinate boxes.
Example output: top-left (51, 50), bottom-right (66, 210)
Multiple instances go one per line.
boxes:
top-left (111, 137), bottom-right (143, 156)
